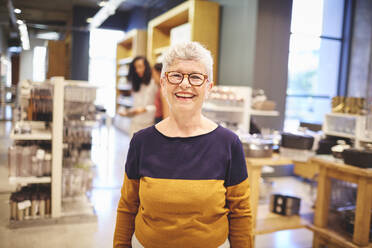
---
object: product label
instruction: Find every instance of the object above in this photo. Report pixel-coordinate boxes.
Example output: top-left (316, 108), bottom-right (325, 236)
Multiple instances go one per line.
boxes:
top-left (18, 200), bottom-right (31, 210)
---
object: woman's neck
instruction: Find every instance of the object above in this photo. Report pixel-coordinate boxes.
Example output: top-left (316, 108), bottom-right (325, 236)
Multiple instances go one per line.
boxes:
top-left (158, 110), bottom-right (216, 137)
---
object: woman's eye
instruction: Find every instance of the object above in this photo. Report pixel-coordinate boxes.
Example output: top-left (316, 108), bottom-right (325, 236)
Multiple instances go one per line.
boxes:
top-left (190, 75), bottom-right (202, 80)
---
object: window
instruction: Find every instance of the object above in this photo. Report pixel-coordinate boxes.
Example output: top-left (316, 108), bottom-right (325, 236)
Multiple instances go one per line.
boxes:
top-left (89, 29), bottom-right (125, 117)
top-left (33, 46), bottom-right (47, 82)
top-left (285, 0), bottom-right (346, 129)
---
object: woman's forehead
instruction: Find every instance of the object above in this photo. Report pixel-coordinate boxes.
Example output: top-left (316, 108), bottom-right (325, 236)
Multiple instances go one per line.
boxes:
top-left (168, 59), bottom-right (206, 73)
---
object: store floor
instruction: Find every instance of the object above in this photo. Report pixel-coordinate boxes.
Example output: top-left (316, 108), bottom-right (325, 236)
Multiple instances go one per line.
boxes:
top-left (0, 121), bottom-right (313, 248)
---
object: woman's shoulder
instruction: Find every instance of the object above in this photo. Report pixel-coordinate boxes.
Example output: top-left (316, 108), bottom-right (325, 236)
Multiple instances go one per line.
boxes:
top-left (132, 126), bottom-right (157, 143)
top-left (213, 125), bottom-right (240, 143)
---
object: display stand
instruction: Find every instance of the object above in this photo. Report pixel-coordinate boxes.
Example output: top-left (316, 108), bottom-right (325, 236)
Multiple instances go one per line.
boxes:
top-left (309, 156), bottom-right (372, 248)
top-left (9, 77), bottom-right (96, 227)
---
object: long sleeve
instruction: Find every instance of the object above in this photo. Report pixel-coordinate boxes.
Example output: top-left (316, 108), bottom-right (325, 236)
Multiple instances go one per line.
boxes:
top-left (114, 136), bottom-right (140, 248)
top-left (225, 137), bottom-right (253, 248)
top-left (114, 174), bottom-right (140, 248)
top-left (226, 178), bottom-right (253, 248)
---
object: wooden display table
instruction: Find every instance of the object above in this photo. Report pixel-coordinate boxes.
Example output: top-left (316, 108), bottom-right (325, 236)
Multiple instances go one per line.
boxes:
top-left (310, 156), bottom-right (372, 248)
top-left (246, 155), bottom-right (313, 243)
top-left (293, 160), bottom-right (319, 180)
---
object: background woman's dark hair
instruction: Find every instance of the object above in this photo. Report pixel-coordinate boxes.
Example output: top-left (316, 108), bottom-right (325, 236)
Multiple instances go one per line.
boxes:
top-left (153, 63), bottom-right (162, 72)
top-left (127, 56), bottom-right (152, 92)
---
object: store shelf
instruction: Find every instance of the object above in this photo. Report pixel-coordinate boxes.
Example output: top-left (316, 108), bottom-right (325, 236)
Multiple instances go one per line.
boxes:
top-left (64, 80), bottom-right (98, 88)
top-left (9, 176), bottom-right (51, 185)
top-left (117, 84), bottom-right (132, 91)
top-left (323, 130), bottom-right (355, 139)
top-left (202, 103), bottom-right (244, 113)
top-left (251, 110), bottom-right (279, 116)
top-left (326, 112), bottom-right (365, 118)
top-left (307, 224), bottom-right (372, 248)
top-left (118, 57), bottom-right (133, 65)
top-left (10, 129), bottom-right (52, 140)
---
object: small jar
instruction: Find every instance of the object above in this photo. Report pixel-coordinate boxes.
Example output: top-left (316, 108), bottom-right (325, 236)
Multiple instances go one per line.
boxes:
top-left (16, 146), bottom-right (23, 177)
top-left (16, 194), bottom-right (25, 221)
top-left (21, 147), bottom-right (32, 177)
top-left (43, 153), bottom-right (52, 176)
top-left (38, 193), bottom-right (46, 218)
top-left (10, 194), bottom-right (17, 220)
top-left (8, 146), bottom-right (17, 177)
top-left (36, 149), bottom-right (45, 177)
top-left (31, 156), bottom-right (38, 177)
top-left (45, 194), bottom-right (51, 216)
top-left (30, 193), bottom-right (38, 217)
top-left (24, 192), bottom-right (31, 218)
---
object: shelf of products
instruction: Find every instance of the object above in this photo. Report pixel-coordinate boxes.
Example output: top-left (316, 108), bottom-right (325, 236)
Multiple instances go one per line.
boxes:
top-left (203, 86), bottom-right (251, 132)
top-left (251, 110), bottom-right (280, 117)
top-left (8, 77), bottom-right (98, 226)
top-left (10, 129), bottom-right (52, 140)
top-left (202, 86), bottom-right (280, 132)
top-left (323, 113), bottom-right (372, 148)
top-left (9, 177), bottom-right (51, 185)
top-left (147, 0), bottom-right (220, 118)
top-left (115, 29), bottom-right (147, 133)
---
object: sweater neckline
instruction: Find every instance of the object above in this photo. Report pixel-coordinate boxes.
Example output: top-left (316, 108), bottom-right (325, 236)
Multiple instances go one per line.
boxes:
top-left (153, 125), bottom-right (220, 141)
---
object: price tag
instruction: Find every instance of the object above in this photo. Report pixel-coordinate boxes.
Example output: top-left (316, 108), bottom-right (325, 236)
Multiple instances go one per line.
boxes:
top-left (18, 200), bottom-right (31, 210)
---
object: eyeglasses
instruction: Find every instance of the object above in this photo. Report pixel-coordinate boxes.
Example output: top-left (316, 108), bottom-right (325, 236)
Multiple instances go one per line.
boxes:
top-left (165, 71), bottom-right (208, 86)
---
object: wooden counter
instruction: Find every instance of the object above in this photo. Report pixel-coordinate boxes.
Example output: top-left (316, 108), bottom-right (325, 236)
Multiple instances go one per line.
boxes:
top-left (246, 155), bottom-right (313, 242)
top-left (310, 156), bottom-right (372, 247)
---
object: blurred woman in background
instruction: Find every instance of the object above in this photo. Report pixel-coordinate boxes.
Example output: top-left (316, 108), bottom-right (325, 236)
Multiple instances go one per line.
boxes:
top-left (120, 56), bottom-right (157, 136)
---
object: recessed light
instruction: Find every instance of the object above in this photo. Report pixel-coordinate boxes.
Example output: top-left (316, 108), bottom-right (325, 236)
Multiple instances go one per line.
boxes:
top-left (98, 1), bottom-right (107, 7)
top-left (86, 17), bottom-right (93, 23)
top-left (14, 8), bottom-right (21, 14)
top-left (16, 20), bottom-right (24, 25)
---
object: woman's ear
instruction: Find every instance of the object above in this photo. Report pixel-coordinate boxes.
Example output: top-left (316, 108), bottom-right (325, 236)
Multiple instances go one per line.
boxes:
top-left (160, 77), bottom-right (167, 95)
top-left (204, 81), bottom-right (213, 99)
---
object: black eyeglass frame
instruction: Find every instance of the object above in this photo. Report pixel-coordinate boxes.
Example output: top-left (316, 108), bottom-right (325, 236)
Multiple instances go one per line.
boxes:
top-left (164, 71), bottom-right (208, 86)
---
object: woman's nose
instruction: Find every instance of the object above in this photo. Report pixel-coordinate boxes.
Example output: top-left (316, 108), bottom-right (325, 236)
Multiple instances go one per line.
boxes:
top-left (179, 75), bottom-right (191, 88)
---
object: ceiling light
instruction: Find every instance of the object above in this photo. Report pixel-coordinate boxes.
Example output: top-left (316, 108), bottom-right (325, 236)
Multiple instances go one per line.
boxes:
top-left (98, 1), bottom-right (107, 7)
top-left (86, 17), bottom-right (93, 23)
top-left (19, 23), bottom-right (30, 50)
top-left (14, 8), bottom-right (21, 14)
top-left (16, 19), bottom-right (23, 25)
top-left (89, 0), bottom-right (126, 30)
top-left (36, 32), bottom-right (60, 40)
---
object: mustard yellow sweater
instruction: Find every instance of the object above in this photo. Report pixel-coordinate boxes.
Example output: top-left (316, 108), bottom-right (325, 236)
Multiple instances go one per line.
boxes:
top-left (114, 126), bottom-right (253, 248)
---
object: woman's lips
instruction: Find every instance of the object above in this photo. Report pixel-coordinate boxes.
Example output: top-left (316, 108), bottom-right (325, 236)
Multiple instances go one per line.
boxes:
top-left (174, 92), bottom-right (196, 99)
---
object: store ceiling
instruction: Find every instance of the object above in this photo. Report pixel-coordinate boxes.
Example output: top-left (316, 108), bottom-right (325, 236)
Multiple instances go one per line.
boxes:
top-left (10, 0), bottom-right (168, 25)
top-left (1, 0), bottom-right (172, 42)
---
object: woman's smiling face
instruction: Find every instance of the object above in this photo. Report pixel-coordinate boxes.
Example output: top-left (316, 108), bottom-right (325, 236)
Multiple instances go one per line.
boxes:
top-left (161, 59), bottom-right (212, 114)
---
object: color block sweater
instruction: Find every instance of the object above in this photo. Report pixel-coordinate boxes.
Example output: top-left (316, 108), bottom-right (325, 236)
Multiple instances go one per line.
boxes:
top-left (114, 125), bottom-right (253, 248)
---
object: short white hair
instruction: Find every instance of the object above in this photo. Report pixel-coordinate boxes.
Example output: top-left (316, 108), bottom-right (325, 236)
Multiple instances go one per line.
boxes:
top-left (161, 41), bottom-right (214, 82)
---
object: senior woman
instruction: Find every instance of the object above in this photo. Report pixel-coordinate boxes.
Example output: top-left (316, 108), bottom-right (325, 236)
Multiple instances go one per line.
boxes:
top-left (114, 42), bottom-right (253, 248)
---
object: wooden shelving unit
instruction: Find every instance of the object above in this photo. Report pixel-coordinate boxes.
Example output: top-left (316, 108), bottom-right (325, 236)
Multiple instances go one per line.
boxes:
top-left (310, 157), bottom-right (372, 248)
top-left (147, 0), bottom-right (220, 118)
top-left (115, 29), bottom-right (147, 133)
